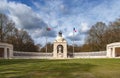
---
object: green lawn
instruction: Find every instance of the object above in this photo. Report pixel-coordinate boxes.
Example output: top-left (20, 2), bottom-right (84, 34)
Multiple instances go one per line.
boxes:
top-left (0, 59), bottom-right (120, 78)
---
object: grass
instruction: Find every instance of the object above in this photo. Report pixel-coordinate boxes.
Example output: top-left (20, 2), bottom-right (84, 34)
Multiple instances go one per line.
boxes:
top-left (0, 59), bottom-right (120, 78)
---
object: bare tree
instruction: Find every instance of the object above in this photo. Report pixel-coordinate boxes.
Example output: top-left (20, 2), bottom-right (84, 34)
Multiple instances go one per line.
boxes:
top-left (0, 13), bottom-right (39, 52)
top-left (104, 19), bottom-right (120, 43)
top-left (12, 29), bottom-right (39, 52)
top-left (0, 13), bottom-right (15, 42)
top-left (40, 43), bottom-right (53, 52)
top-left (84, 19), bottom-right (120, 51)
top-left (85, 22), bottom-right (107, 51)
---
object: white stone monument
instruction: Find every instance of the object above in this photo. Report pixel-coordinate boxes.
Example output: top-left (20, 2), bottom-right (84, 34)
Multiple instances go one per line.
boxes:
top-left (53, 31), bottom-right (67, 59)
top-left (107, 42), bottom-right (120, 58)
top-left (0, 43), bottom-right (13, 59)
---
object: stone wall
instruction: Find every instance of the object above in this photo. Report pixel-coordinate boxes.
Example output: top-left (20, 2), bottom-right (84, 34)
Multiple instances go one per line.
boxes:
top-left (71, 51), bottom-right (107, 58)
top-left (13, 51), bottom-right (53, 59)
top-left (13, 51), bottom-right (107, 59)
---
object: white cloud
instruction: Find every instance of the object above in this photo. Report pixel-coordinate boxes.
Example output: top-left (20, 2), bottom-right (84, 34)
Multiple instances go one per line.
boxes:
top-left (0, 0), bottom-right (56, 45)
top-left (0, 0), bottom-right (8, 12)
top-left (89, 0), bottom-right (120, 23)
top-left (80, 22), bottom-right (89, 32)
top-left (1, 0), bottom-right (120, 46)
top-left (8, 1), bottom-right (46, 29)
top-left (68, 32), bottom-right (73, 37)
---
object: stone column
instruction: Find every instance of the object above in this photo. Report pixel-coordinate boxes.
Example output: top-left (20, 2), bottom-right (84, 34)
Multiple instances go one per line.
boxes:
top-left (110, 48), bottom-right (113, 57)
top-left (63, 43), bottom-right (67, 58)
top-left (9, 48), bottom-right (13, 59)
top-left (112, 47), bottom-right (115, 57)
top-left (53, 43), bottom-right (57, 58)
top-left (110, 48), bottom-right (112, 57)
top-left (106, 48), bottom-right (109, 57)
top-left (4, 47), bottom-right (8, 59)
top-left (107, 46), bottom-right (110, 57)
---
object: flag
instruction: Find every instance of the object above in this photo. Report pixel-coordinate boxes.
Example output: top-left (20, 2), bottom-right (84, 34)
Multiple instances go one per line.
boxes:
top-left (73, 27), bottom-right (76, 32)
top-left (46, 27), bottom-right (51, 31)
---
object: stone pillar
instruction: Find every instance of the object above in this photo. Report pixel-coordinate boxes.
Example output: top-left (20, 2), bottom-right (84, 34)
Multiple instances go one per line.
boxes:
top-left (9, 48), bottom-right (13, 59)
top-left (110, 48), bottom-right (113, 57)
top-left (107, 46), bottom-right (114, 58)
top-left (112, 47), bottom-right (115, 57)
top-left (4, 47), bottom-right (8, 59)
top-left (53, 43), bottom-right (57, 58)
top-left (109, 48), bottom-right (112, 57)
top-left (107, 47), bottom-right (110, 57)
top-left (63, 43), bottom-right (67, 58)
top-left (107, 48), bottom-right (110, 57)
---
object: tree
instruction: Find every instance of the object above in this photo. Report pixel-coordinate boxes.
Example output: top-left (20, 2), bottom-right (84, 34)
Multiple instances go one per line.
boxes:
top-left (104, 19), bottom-right (120, 43)
top-left (84, 19), bottom-right (120, 52)
top-left (85, 22), bottom-right (107, 51)
top-left (0, 13), bottom-right (39, 52)
top-left (80, 44), bottom-right (92, 52)
top-left (67, 44), bottom-right (81, 52)
top-left (40, 43), bottom-right (53, 52)
top-left (67, 45), bottom-right (73, 52)
top-left (11, 29), bottom-right (39, 52)
top-left (0, 13), bottom-right (15, 42)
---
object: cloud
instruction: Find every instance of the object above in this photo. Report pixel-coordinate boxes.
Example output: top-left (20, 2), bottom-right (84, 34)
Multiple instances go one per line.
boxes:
top-left (0, 0), bottom-right (56, 43)
top-left (8, 1), bottom-right (47, 29)
top-left (0, 0), bottom-right (8, 13)
top-left (67, 31), bottom-right (82, 41)
top-left (88, 0), bottom-right (120, 23)
top-left (1, 0), bottom-right (120, 46)
top-left (80, 23), bottom-right (89, 32)
top-left (79, 22), bottom-right (89, 35)
top-left (32, 28), bottom-right (56, 38)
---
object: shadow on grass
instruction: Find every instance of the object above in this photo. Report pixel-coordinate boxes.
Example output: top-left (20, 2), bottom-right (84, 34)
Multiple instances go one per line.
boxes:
top-left (0, 59), bottom-right (65, 66)
top-left (0, 59), bottom-right (49, 66)
top-left (25, 63), bottom-right (96, 78)
top-left (0, 59), bottom-right (85, 66)
top-left (0, 59), bottom-right (97, 78)
top-left (41, 62), bottom-right (96, 72)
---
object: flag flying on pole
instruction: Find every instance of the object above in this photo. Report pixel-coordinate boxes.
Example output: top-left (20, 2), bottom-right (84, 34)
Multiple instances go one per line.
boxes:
top-left (73, 27), bottom-right (76, 32)
top-left (46, 27), bottom-right (51, 31)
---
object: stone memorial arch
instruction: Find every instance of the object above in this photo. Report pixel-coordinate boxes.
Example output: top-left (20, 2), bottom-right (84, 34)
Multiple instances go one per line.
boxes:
top-left (53, 31), bottom-right (67, 59)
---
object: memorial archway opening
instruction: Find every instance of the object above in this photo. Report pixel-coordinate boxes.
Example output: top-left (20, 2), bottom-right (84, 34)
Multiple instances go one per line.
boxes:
top-left (0, 48), bottom-right (4, 58)
top-left (115, 47), bottom-right (120, 57)
top-left (57, 45), bottom-right (63, 53)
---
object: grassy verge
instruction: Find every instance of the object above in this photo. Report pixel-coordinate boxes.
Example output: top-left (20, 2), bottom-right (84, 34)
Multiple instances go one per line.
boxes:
top-left (0, 59), bottom-right (120, 78)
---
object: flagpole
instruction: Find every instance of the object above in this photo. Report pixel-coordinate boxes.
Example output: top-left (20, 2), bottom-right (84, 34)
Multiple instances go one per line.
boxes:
top-left (46, 29), bottom-right (47, 58)
top-left (73, 29), bottom-right (74, 58)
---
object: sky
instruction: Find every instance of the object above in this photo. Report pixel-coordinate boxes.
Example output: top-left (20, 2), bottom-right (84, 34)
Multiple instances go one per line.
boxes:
top-left (0, 0), bottom-right (120, 46)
